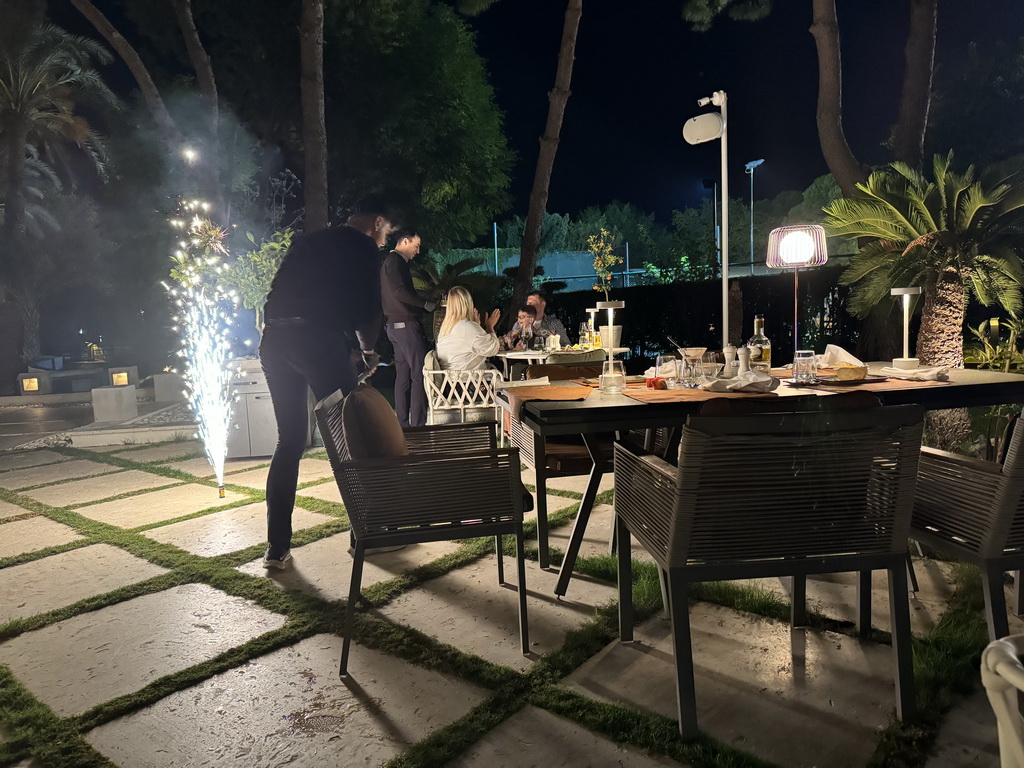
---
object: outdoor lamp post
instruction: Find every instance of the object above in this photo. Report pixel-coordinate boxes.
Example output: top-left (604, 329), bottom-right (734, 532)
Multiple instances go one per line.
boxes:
top-left (766, 224), bottom-right (828, 351)
top-left (891, 287), bottom-right (922, 369)
top-left (683, 90), bottom-right (729, 348)
top-left (745, 159), bottom-right (764, 276)
top-left (702, 178), bottom-right (721, 270)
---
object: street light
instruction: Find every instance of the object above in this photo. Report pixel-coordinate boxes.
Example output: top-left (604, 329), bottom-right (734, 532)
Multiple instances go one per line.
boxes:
top-left (683, 90), bottom-right (729, 348)
top-left (744, 159), bottom-right (764, 276)
top-left (702, 178), bottom-right (720, 270)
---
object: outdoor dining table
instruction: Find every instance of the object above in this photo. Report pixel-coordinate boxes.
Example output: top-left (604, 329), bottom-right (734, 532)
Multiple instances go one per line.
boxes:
top-left (499, 363), bottom-right (1024, 597)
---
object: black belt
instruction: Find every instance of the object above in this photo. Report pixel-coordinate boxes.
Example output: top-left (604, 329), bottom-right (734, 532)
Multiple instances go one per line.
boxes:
top-left (265, 317), bottom-right (307, 327)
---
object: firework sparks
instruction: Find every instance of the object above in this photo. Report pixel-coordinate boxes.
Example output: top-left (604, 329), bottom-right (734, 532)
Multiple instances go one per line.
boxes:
top-left (165, 200), bottom-right (239, 489)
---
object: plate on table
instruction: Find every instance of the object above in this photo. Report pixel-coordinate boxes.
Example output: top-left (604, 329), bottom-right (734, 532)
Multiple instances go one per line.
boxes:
top-left (502, 351), bottom-right (547, 359)
top-left (813, 375), bottom-right (889, 386)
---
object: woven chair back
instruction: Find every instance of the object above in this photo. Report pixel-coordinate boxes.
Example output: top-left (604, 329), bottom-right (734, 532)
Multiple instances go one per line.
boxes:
top-left (617, 405), bottom-right (924, 569)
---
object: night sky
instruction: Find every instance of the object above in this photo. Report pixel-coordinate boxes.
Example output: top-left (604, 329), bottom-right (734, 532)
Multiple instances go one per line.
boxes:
top-left (470, 0), bottom-right (1024, 222)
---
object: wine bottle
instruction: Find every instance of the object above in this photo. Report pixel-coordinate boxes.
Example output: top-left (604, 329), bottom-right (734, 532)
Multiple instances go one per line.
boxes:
top-left (747, 314), bottom-right (772, 373)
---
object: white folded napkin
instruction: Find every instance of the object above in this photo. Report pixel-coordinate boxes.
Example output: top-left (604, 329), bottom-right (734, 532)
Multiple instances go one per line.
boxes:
top-left (818, 344), bottom-right (865, 368)
top-left (495, 376), bottom-right (550, 389)
top-left (878, 366), bottom-right (949, 381)
top-left (643, 363), bottom-right (679, 378)
top-left (701, 369), bottom-right (780, 393)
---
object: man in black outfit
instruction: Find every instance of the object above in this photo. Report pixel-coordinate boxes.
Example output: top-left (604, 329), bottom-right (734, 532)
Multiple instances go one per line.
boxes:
top-left (259, 199), bottom-right (398, 569)
top-left (380, 229), bottom-right (436, 427)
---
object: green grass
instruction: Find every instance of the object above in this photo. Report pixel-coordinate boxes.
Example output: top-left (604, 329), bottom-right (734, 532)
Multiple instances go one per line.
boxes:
top-left (0, 439), bottom-right (1004, 768)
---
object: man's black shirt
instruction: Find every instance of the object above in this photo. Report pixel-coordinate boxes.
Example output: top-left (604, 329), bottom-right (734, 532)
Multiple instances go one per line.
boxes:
top-left (381, 250), bottom-right (430, 322)
top-left (263, 225), bottom-right (381, 349)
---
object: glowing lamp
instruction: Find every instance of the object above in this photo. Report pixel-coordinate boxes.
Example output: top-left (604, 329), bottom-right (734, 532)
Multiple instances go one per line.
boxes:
top-left (22, 377), bottom-right (39, 393)
top-left (891, 287), bottom-right (922, 369)
top-left (766, 225), bottom-right (828, 351)
top-left (111, 372), bottom-right (129, 386)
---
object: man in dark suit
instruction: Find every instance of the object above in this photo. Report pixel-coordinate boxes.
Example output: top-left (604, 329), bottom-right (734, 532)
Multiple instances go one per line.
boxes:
top-left (380, 229), bottom-right (436, 427)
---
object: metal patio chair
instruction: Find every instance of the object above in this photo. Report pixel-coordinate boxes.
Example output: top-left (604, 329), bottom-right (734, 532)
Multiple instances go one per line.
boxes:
top-left (314, 384), bottom-right (529, 676)
top-left (422, 350), bottom-right (504, 426)
top-left (614, 402), bottom-right (924, 737)
top-left (982, 634), bottom-right (1024, 767)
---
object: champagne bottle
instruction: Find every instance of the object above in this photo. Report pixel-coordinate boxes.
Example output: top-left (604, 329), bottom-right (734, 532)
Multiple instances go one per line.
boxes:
top-left (747, 314), bottom-right (772, 373)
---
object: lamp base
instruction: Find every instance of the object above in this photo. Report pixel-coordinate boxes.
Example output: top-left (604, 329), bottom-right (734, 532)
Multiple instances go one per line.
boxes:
top-left (892, 357), bottom-right (920, 370)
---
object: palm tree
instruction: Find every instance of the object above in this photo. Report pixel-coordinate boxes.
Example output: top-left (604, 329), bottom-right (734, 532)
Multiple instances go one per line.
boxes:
top-left (0, 22), bottom-right (117, 248)
top-left (824, 152), bottom-right (1024, 367)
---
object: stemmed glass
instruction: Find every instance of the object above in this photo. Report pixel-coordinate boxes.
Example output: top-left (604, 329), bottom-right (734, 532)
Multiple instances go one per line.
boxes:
top-left (679, 346), bottom-right (707, 388)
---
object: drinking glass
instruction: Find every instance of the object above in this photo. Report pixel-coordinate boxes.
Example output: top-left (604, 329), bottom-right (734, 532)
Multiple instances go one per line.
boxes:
top-left (680, 347), bottom-right (707, 388)
top-left (578, 322), bottom-right (591, 348)
top-left (793, 350), bottom-right (817, 383)
top-left (655, 353), bottom-right (679, 388)
top-left (599, 360), bottom-right (626, 393)
top-left (702, 351), bottom-right (724, 379)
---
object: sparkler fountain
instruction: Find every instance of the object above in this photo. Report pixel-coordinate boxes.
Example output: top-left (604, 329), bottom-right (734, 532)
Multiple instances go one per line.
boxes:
top-left (164, 200), bottom-right (240, 497)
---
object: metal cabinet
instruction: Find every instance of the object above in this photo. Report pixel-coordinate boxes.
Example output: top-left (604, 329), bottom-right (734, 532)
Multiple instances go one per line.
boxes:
top-left (225, 358), bottom-right (311, 459)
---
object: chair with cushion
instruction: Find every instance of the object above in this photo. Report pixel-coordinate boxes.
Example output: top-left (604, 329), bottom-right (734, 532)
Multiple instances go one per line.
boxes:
top-left (315, 384), bottom-right (529, 676)
top-left (507, 363), bottom-right (611, 569)
top-left (912, 410), bottom-right (1024, 640)
top-left (422, 350), bottom-right (504, 426)
top-left (614, 400), bottom-right (924, 737)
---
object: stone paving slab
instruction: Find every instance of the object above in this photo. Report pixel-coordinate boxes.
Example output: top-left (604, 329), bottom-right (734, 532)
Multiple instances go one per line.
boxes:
top-left (0, 583), bottom-right (287, 716)
top-left (0, 499), bottom-right (30, 522)
top-left (225, 459), bottom-right (334, 489)
top-left (236, 533), bottom-right (462, 600)
top-left (450, 705), bottom-right (687, 767)
top-left (296, 480), bottom-right (342, 504)
top-left (0, 517), bottom-right (86, 559)
top-left (164, 456), bottom-right (268, 479)
top-left (0, 450), bottom-right (69, 473)
top-left (548, 502), bottom-right (653, 563)
top-left (563, 606), bottom-right (901, 768)
top-left (0, 459), bottom-right (118, 491)
top-left (76, 484), bottom-right (249, 529)
top-left (85, 634), bottom-right (489, 767)
top-left (0, 543), bottom-right (168, 624)
top-left (520, 466), bottom-right (616, 496)
top-left (22, 470), bottom-right (182, 508)
top-left (143, 503), bottom-right (333, 557)
top-left (380, 556), bottom-right (615, 671)
top-left (926, 686), bottom-right (999, 767)
top-left (112, 441), bottom-right (203, 462)
top-left (81, 445), bottom-right (126, 453)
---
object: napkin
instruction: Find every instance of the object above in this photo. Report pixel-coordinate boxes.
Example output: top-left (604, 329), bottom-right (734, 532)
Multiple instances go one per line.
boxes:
top-left (818, 344), bottom-right (865, 368)
top-left (701, 369), bottom-right (780, 393)
top-left (643, 363), bottom-right (679, 378)
top-left (495, 376), bottom-right (550, 389)
top-left (878, 365), bottom-right (949, 381)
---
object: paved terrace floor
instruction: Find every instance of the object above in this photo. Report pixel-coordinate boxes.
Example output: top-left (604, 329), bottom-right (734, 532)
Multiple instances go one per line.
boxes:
top-left (0, 440), bottom-right (1009, 767)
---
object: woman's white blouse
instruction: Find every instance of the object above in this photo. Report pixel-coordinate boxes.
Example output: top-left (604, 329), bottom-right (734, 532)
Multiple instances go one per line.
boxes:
top-left (436, 319), bottom-right (500, 370)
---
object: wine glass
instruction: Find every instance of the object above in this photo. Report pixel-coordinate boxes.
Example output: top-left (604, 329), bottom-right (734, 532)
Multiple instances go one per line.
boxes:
top-left (578, 322), bottom-right (591, 349)
top-left (679, 346), bottom-right (707, 388)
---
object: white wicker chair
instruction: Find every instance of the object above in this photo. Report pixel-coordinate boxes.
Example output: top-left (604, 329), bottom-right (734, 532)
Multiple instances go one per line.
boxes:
top-left (982, 635), bottom-right (1024, 767)
top-left (422, 350), bottom-right (503, 425)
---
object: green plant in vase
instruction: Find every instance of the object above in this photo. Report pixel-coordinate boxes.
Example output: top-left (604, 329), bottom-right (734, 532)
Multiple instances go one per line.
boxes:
top-left (587, 227), bottom-right (622, 301)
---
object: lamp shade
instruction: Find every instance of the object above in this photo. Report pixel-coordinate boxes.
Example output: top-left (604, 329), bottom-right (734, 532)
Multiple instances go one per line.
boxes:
top-left (766, 225), bottom-right (828, 269)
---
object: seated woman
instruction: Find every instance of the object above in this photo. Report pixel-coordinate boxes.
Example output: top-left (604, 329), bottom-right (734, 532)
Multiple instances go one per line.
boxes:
top-left (436, 286), bottom-right (501, 370)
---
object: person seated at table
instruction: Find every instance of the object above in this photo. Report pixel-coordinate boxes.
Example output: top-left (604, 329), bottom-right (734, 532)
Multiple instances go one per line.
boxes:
top-left (520, 290), bottom-right (568, 340)
top-left (436, 285), bottom-right (501, 370)
top-left (501, 305), bottom-right (551, 351)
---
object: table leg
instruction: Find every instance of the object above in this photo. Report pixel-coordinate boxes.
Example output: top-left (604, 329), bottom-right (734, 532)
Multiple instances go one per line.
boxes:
top-left (554, 432), bottom-right (604, 597)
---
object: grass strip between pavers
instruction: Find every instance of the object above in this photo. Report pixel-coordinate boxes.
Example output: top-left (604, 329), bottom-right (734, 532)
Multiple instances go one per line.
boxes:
top-left (0, 441), bottom-right (999, 768)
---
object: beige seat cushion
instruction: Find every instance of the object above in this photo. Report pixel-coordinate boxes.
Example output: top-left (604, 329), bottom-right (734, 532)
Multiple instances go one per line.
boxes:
top-left (341, 385), bottom-right (409, 459)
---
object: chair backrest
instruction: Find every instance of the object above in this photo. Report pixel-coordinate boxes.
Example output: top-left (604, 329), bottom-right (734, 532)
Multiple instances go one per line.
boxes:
top-left (314, 385), bottom-right (408, 466)
top-left (544, 350), bottom-right (607, 365)
top-left (994, 412), bottom-right (1024, 553)
top-left (623, 404), bottom-right (924, 568)
top-left (525, 363), bottom-right (603, 381)
top-left (422, 351), bottom-right (503, 421)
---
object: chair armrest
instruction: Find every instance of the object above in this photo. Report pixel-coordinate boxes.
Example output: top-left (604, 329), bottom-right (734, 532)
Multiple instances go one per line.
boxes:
top-left (404, 421), bottom-right (498, 454)
top-left (333, 448), bottom-right (524, 536)
top-left (613, 443), bottom-right (678, 561)
top-left (920, 446), bottom-right (1002, 476)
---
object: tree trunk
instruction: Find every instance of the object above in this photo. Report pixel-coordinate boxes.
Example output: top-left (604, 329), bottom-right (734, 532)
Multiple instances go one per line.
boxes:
top-left (918, 267), bottom-right (966, 367)
top-left (889, 0), bottom-right (936, 168)
top-left (3, 121), bottom-right (28, 245)
top-left (20, 298), bottom-right (40, 364)
top-left (69, 0), bottom-right (187, 149)
top-left (169, 0), bottom-right (222, 212)
top-left (510, 0), bottom-right (582, 322)
top-left (808, 0), bottom-right (867, 197)
top-left (299, 0), bottom-right (329, 232)
top-left (0, 302), bottom-right (22, 395)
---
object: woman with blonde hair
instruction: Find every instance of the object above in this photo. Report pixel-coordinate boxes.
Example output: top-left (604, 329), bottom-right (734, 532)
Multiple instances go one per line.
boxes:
top-left (436, 286), bottom-right (501, 370)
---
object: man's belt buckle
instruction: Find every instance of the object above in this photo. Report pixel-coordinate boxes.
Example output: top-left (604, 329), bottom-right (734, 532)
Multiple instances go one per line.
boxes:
top-left (392, 321), bottom-right (406, 329)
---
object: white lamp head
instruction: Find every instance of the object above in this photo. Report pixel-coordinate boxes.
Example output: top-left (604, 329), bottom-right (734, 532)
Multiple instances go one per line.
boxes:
top-left (682, 112), bottom-right (725, 145)
top-left (766, 225), bottom-right (828, 269)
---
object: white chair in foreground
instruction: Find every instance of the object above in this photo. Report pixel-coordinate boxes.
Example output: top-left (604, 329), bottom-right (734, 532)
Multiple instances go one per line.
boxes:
top-left (982, 635), bottom-right (1024, 767)
top-left (422, 350), bottom-right (503, 425)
